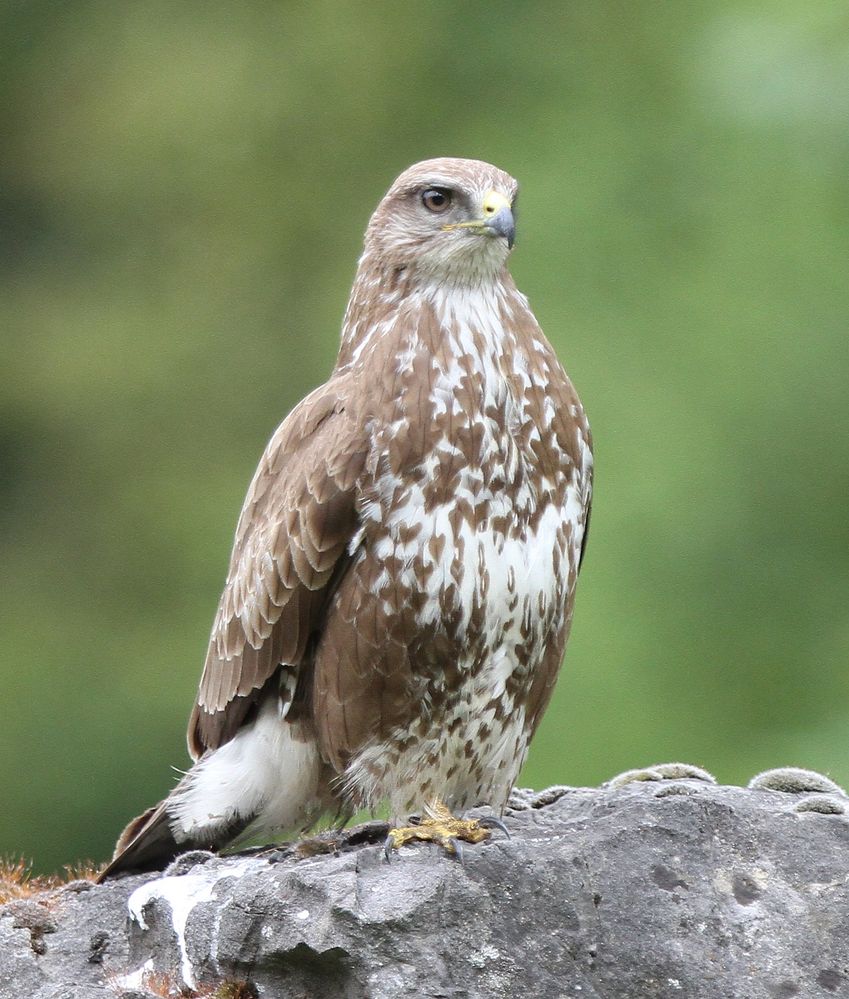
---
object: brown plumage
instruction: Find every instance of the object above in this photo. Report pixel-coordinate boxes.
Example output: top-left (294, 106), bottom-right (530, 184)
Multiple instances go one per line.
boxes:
top-left (100, 158), bottom-right (592, 878)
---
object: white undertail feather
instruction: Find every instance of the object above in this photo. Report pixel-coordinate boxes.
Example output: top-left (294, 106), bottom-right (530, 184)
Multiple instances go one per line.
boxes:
top-left (168, 697), bottom-right (325, 844)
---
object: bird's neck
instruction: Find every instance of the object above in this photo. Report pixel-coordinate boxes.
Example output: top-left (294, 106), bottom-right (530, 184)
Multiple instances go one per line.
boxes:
top-left (336, 251), bottom-right (519, 370)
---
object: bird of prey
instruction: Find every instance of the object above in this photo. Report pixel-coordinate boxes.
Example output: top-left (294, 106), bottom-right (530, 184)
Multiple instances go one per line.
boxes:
top-left (100, 157), bottom-right (593, 878)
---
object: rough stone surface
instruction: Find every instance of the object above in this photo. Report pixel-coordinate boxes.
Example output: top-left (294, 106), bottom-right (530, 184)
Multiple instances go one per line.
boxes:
top-left (4, 769), bottom-right (849, 999)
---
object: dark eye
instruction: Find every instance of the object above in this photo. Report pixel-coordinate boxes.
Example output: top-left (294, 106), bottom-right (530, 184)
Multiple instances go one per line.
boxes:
top-left (421, 187), bottom-right (452, 213)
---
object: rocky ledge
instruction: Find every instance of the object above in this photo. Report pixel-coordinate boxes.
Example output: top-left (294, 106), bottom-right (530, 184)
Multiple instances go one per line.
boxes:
top-left (3, 765), bottom-right (849, 999)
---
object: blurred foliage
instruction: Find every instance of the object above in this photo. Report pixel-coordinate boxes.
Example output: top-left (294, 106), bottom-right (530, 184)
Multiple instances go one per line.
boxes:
top-left (2, 1), bottom-right (848, 873)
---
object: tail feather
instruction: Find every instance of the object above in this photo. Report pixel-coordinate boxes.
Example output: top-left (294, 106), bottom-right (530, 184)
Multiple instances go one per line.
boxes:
top-left (97, 699), bottom-right (331, 881)
top-left (96, 800), bottom-right (182, 881)
top-left (97, 789), bottom-right (253, 882)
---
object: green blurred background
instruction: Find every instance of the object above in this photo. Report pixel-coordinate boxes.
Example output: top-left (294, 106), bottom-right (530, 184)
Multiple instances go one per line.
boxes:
top-left (3, 2), bottom-right (848, 874)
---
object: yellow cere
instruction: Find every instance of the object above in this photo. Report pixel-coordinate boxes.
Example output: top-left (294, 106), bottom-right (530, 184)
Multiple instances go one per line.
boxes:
top-left (482, 190), bottom-right (511, 216)
top-left (442, 190), bottom-right (512, 233)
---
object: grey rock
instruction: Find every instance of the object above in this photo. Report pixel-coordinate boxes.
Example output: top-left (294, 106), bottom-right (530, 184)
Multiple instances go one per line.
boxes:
top-left (604, 760), bottom-right (717, 788)
top-left (3, 774), bottom-right (849, 999)
top-left (748, 766), bottom-right (846, 796)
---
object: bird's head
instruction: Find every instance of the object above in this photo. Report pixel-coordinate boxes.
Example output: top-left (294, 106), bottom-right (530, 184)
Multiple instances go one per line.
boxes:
top-left (363, 158), bottom-right (519, 286)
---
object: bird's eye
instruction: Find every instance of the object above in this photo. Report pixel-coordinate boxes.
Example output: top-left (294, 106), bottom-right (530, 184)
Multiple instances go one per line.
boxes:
top-left (421, 188), bottom-right (452, 213)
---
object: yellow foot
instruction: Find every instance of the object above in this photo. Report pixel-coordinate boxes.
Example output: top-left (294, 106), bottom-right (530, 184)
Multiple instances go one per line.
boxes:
top-left (383, 799), bottom-right (509, 861)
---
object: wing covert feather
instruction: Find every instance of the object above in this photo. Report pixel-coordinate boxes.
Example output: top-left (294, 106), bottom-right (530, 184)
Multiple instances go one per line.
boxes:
top-left (188, 376), bottom-right (368, 758)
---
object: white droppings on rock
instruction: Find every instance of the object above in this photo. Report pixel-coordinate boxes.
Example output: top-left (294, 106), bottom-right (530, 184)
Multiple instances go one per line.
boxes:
top-left (112, 957), bottom-right (154, 990)
top-left (127, 859), bottom-right (254, 988)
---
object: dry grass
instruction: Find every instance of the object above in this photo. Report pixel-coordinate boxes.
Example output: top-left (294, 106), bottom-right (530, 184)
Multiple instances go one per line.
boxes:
top-left (0, 856), bottom-right (101, 905)
top-left (117, 971), bottom-right (257, 998)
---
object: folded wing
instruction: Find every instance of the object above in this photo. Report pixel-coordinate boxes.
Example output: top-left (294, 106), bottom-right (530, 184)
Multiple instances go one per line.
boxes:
top-left (188, 372), bottom-right (368, 758)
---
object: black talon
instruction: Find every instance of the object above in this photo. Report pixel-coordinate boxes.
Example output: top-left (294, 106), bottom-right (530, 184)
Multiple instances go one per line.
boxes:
top-left (450, 838), bottom-right (465, 862)
top-left (383, 835), bottom-right (395, 861)
top-left (479, 816), bottom-right (511, 839)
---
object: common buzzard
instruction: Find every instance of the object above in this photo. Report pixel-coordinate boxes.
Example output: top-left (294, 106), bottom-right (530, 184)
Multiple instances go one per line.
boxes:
top-left (100, 158), bottom-right (593, 876)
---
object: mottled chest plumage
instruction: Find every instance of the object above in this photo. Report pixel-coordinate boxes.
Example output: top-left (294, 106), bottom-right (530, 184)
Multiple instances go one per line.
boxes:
top-left (360, 287), bottom-right (589, 642)
top-left (328, 285), bottom-right (591, 816)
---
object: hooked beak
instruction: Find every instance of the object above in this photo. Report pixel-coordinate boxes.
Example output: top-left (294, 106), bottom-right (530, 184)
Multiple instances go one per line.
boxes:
top-left (484, 205), bottom-right (515, 249)
top-left (481, 189), bottom-right (515, 249)
top-left (441, 188), bottom-right (516, 249)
